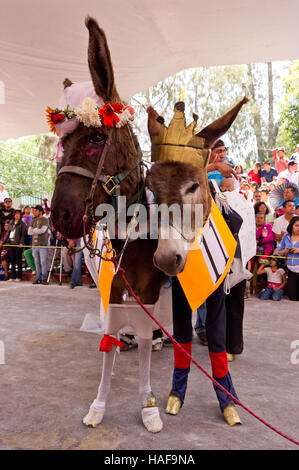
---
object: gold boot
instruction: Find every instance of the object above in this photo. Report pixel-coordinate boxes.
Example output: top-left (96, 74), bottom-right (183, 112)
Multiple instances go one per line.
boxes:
top-left (165, 392), bottom-right (181, 415)
top-left (223, 402), bottom-right (242, 426)
top-left (226, 352), bottom-right (235, 362)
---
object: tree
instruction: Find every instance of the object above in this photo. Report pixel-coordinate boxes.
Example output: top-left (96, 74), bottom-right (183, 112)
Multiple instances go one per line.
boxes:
top-left (276, 60), bottom-right (299, 154)
top-left (0, 134), bottom-right (57, 198)
top-left (130, 62), bottom-right (288, 170)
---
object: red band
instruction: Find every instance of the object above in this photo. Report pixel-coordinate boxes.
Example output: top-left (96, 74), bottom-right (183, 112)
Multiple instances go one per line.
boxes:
top-left (209, 351), bottom-right (228, 378)
top-left (99, 334), bottom-right (125, 352)
top-left (174, 342), bottom-right (192, 369)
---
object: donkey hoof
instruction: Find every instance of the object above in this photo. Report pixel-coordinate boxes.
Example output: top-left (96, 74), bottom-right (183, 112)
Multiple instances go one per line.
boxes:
top-left (141, 407), bottom-right (163, 433)
top-left (165, 393), bottom-right (181, 415)
top-left (83, 400), bottom-right (105, 428)
top-left (223, 402), bottom-right (242, 426)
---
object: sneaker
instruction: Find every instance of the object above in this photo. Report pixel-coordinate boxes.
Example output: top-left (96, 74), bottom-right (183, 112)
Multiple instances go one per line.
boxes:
top-left (15, 279), bottom-right (22, 282)
top-left (41, 280), bottom-right (48, 285)
top-left (152, 339), bottom-right (163, 351)
top-left (163, 337), bottom-right (174, 347)
top-left (8, 278), bottom-right (15, 282)
top-left (32, 280), bottom-right (41, 285)
top-left (70, 284), bottom-right (75, 289)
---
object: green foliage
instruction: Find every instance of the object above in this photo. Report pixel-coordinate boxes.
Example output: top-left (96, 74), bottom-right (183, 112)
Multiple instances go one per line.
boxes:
top-left (277, 60), bottom-right (299, 153)
top-left (0, 134), bottom-right (57, 198)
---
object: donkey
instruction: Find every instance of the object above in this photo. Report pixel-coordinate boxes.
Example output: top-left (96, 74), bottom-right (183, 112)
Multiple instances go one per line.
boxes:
top-left (50, 17), bottom-right (247, 432)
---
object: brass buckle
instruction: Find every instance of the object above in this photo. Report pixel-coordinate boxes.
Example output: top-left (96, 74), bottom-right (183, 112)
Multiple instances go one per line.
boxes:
top-left (102, 176), bottom-right (119, 196)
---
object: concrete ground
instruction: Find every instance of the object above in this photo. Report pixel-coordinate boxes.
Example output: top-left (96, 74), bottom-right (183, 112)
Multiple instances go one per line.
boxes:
top-left (0, 281), bottom-right (299, 451)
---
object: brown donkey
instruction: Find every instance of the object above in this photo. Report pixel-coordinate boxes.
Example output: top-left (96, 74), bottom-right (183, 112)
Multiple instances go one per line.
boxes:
top-left (50, 17), bottom-right (248, 432)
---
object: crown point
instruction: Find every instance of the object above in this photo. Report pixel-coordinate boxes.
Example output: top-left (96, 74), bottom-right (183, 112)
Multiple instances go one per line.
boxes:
top-left (174, 101), bottom-right (185, 112)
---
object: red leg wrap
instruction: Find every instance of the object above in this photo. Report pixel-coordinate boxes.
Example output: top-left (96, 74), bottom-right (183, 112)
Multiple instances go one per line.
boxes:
top-left (174, 342), bottom-right (192, 369)
top-left (209, 351), bottom-right (228, 378)
top-left (99, 334), bottom-right (125, 352)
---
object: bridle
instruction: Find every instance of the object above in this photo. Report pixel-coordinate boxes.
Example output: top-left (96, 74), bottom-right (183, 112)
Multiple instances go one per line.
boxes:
top-left (57, 125), bottom-right (145, 259)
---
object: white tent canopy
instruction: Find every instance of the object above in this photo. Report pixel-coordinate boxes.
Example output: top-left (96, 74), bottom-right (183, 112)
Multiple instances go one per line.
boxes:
top-left (0, 0), bottom-right (298, 139)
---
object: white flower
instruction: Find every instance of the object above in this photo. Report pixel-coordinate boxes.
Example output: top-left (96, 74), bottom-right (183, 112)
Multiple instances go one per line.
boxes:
top-left (75, 98), bottom-right (102, 128)
top-left (115, 108), bottom-right (134, 128)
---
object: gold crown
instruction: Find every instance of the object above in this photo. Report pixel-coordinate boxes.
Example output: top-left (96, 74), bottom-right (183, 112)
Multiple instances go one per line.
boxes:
top-left (150, 102), bottom-right (210, 168)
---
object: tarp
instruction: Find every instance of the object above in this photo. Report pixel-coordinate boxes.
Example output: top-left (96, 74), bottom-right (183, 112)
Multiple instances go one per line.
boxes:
top-left (0, 0), bottom-right (298, 139)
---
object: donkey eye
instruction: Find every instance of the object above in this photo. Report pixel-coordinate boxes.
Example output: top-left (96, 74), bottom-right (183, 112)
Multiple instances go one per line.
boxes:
top-left (88, 133), bottom-right (106, 145)
top-left (186, 183), bottom-right (199, 194)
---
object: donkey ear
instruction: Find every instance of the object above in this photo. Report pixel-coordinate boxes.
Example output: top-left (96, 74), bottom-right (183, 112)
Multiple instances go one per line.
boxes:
top-left (85, 16), bottom-right (119, 102)
top-left (196, 96), bottom-right (249, 148)
top-left (147, 106), bottom-right (164, 140)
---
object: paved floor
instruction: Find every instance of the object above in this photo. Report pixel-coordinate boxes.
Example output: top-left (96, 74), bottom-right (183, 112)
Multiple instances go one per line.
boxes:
top-left (0, 281), bottom-right (299, 450)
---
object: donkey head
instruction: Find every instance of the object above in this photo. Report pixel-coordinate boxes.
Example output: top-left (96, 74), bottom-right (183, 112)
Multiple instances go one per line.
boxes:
top-left (146, 97), bottom-right (248, 276)
top-left (51, 18), bottom-right (140, 239)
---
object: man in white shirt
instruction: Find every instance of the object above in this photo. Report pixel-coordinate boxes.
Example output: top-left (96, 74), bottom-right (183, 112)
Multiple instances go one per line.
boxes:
top-left (0, 184), bottom-right (9, 203)
top-left (277, 161), bottom-right (298, 184)
top-left (272, 200), bottom-right (295, 252)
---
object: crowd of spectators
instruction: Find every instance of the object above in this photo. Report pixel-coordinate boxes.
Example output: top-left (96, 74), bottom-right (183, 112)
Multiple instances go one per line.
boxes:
top-left (0, 143), bottom-right (299, 302)
top-left (0, 191), bottom-right (91, 289)
top-left (208, 143), bottom-right (299, 302)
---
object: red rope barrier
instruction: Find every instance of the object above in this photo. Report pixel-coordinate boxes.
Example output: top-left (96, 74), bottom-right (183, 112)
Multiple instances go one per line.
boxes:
top-left (118, 267), bottom-right (299, 448)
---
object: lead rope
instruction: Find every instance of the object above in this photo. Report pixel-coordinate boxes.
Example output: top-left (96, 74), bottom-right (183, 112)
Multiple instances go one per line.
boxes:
top-left (115, 264), bottom-right (299, 447)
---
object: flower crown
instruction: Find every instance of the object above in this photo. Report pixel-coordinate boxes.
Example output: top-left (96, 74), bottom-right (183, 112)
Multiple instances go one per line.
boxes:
top-left (46, 98), bottom-right (134, 134)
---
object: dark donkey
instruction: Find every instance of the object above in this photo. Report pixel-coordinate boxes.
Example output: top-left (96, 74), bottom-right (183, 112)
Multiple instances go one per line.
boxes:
top-left (50, 17), bottom-right (247, 431)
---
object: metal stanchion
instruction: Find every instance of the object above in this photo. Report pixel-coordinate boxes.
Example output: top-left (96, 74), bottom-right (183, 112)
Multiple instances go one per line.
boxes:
top-left (47, 240), bottom-right (58, 284)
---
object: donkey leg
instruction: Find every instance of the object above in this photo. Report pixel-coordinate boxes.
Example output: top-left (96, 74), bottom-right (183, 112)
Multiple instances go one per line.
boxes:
top-left (138, 337), bottom-right (163, 433)
top-left (83, 347), bottom-right (116, 427)
top-left (166, 277), bottom-right (193, 415)
top-left (206, 282), bottom-right (242, 426)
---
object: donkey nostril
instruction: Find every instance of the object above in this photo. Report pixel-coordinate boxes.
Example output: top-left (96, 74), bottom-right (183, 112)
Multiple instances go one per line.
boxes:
top-left (175, 254), bottom-right (182, 266)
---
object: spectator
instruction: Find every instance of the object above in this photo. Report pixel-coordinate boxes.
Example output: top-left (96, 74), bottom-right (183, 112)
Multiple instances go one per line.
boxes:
top-left (220, 178), bottom-right (234, 192)
top-left (277, 161), bottom-right (299, 185)
top-left (272, 200), bottom-right (296, 252)
top-left (247, 162), bottom-right (262, 186)
top-left (0, 183), bottom-right (9, 204)
top-left (253, 201), bottom-right (273, 223)
top-left (272, 147), bottom-right (288, 174)
top-left (290, 143), bottom-right (299, 166)
top-left (0, 197), bottom-right (14, 231)
top-left (252, 190), bottom-right (262, 205)
top-left (239, 181), bottom-right (252, 201)
top-left (22, 206), bottom-right (32, 228)
top-left (261, 161), bottom-right (277, 183)
top-left (0, 209), bottom-right (26, 282)
top-left (206, 140), bottom-right (237, 187)
top-left (296, 205), bottom-right (299, 217)
top-left (255, 212), bottom-right (275, 261)
top-left (279, 216), bottom-right (299, 300)
top-left (0, 221), bottom-right (9, 280)
top-left (235, 165), bottom-right (246, 179)
top-left (68, 238), bottom-right (83, 289)
top-left (275, 185), bottom-right (299, 210)
top-left (257, 259), bottom-right (287, 301)
top-left (28, 205), bottom-right (49, 285)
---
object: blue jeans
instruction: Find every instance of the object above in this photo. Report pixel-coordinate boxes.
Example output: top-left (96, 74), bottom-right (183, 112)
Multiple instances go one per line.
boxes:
top-left (71, 240), bottom-right (83, 286)
top-left (194, 302), bottom-right (207, 339)
top-left (258, 286), bottom-right (283, 301)
top-left (32, 247), bottom-right (48, 281)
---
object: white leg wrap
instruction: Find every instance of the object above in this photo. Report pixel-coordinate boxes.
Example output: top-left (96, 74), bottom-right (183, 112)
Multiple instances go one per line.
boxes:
top-left (141, 407), bottom-right (163, 433)
top-left (83, 399), bottom-right (106, 428)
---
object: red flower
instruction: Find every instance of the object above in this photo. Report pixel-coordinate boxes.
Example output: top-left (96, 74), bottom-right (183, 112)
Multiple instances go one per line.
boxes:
top-left (46, 107), bottom-right (65, 134)
top-left (99, 103), bottom-right (123, 127)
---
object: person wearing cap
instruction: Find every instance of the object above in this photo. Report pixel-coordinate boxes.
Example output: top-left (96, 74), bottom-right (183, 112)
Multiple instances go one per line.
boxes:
top-left (0, 197), bottom-right (14, 231)
top-left (277, 161), bottom-right (299, 185)
top-left (272, 147), bottom-right (288, 174)
top-left (206, 140), bottom-right (237, 186)
top-left (28, 205), bottom-right (49, 285)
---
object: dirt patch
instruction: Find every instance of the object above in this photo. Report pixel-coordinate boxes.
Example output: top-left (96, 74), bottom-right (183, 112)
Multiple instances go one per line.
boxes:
top-left (18, 331), bottom-right (74, 349)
